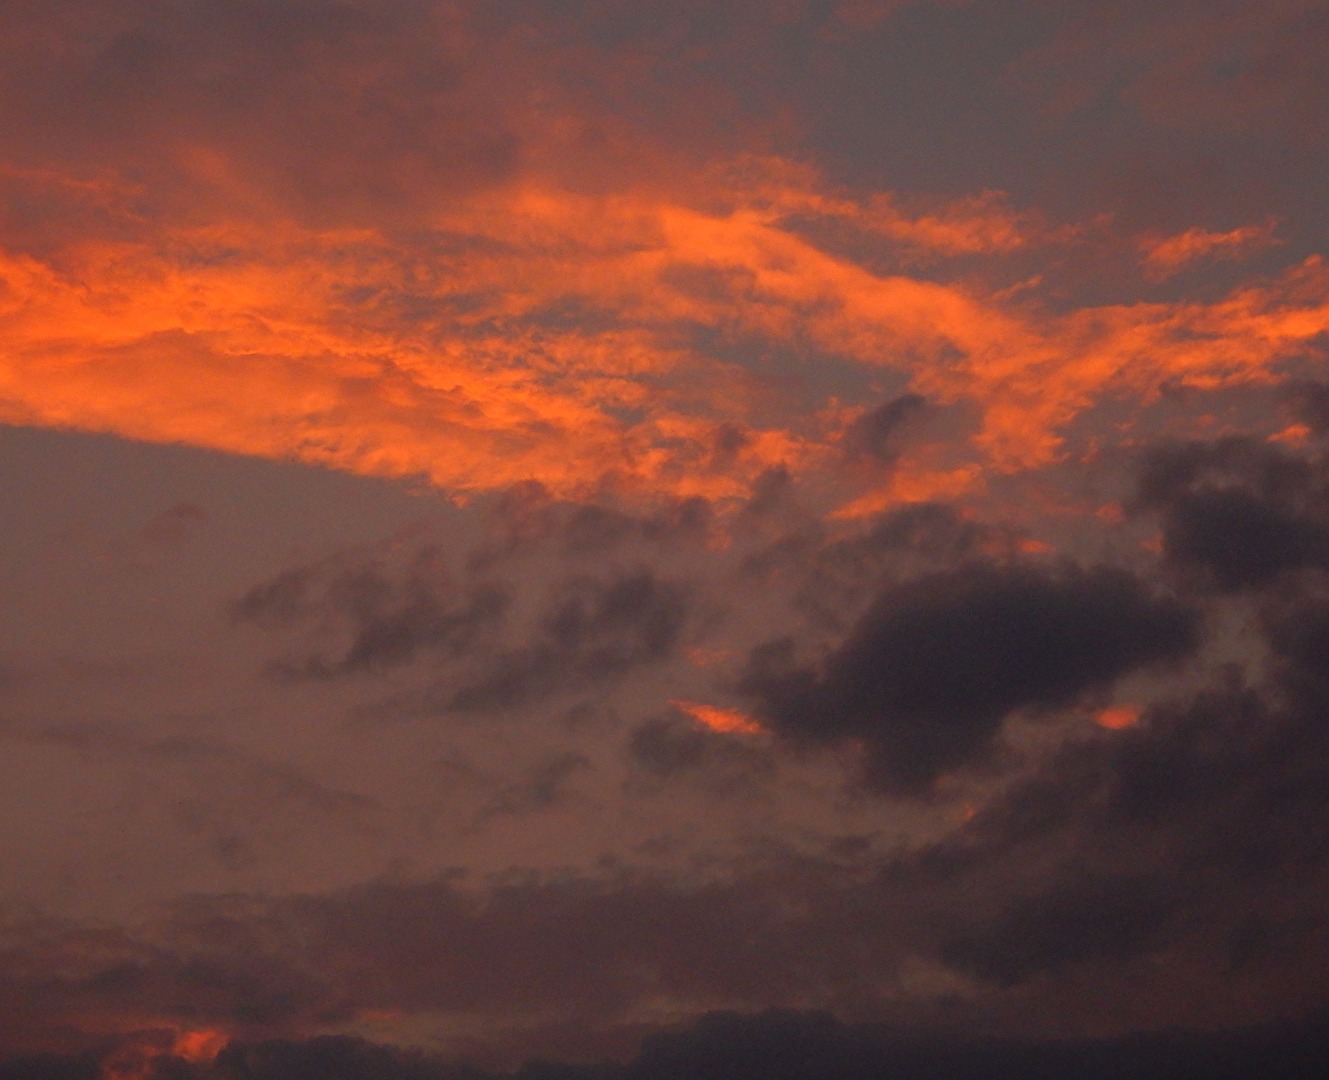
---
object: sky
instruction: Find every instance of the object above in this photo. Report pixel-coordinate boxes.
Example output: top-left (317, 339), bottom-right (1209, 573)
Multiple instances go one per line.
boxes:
top-left (2, 1), bottom-right (1329, 1076)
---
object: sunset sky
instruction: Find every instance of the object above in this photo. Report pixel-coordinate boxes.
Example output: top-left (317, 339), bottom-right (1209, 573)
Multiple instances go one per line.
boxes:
top-left (3, 2), bottom-right (1329, 1077)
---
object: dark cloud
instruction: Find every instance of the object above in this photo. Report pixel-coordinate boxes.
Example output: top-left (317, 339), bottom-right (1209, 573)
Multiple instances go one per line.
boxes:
top-left (1134, 435), bottom-right (1329, 592)
top-left (891, 576), bottom-right (1329, 1011)
top-left (739, 502), bottom-right (986, 637)
top-left (0, 1058), bottom-right (98, 1080)
top-left (742, 466), bottom-right (793, 517)
top-left (1265, 594), bottom-right (1329, 713)
top-left (233, 546), bottom-right (508, 678)
top-left (450, 570), bottom-right (688, 711)
top-left (1287, 379), bottom-right (1329, 434)
top-left (939, 869), bottom-right (1179, 985)
top-left (841, 393), bottom-right (926, 462)
top-left (560, 498), bottom-right (714, 554)
top-left (212, 1036), bottom-right (488, 1080)
top-left (742, 560), bottom-right (1200, 792)
top-left (11, 1009), bottom-right (1329, 1080)
top-left (475, 490), bottom-right (714, 563)
top-left (618, 1009), bottom-right (1329, 1080)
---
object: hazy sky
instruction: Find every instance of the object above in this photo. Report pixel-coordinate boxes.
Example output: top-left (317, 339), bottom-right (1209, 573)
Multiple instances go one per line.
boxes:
top-left (3, 2), bottom-right (1329, 1077)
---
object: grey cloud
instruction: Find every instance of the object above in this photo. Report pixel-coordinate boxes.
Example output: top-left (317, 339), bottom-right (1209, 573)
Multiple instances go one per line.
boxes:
top-left (450, 570), bottom-right (688, 712)
top-left (626, 715), bottom-right (773, 791)
top-left (234, 546), bottom-right (508, 678)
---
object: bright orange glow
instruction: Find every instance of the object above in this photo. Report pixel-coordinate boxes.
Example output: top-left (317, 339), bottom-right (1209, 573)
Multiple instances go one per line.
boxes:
top-left (1096, 705), bottom-right (1141, 730)
top-left (672, 700), bottom-right (764, 735)
top-left (1270, 423), bottom-right (1311, 445)
top-left (94, 1026), bottom-right (227, 1080)
top-left (832, 465), bottom-right (983, 519)
top-left (173, 1029), bottom-right (228, 1062)
top-left (3, 165), bottom-right (1327, 503)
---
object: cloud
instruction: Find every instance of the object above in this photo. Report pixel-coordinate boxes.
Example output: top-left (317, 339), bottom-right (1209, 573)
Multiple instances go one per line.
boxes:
top-left (234, 544), bottom-right (508, 678)
top-left (1140, 220), bottom-right (1281, 280)
top-left (6, 14), bottom-right (1329, 508)
top-left (0, 0), bottom-right (520, 228)
top-left (840, 394), bottom-right (927, 463)
top-left (448, 570), bottom-right (689, 711)
top-left (10, 1008), bottom-right (1329, 1080)
top-left (6, 2), bottom-right (1329, 1070)
top-left (1133, 435), bottom-right (1329, 592)
top-left (210, 1035), bottom-right (482, 1080)
top-left (939, 869), bottom-right (1179, 985)
top-left (1010, 1), bottom-right (1329, 142)
top-left (626, 714), bottom-right (772, 791)
top-left (889, 550), bottom-right (1329, 1014)
top-left (741, 561), bottom-right (1200, 792)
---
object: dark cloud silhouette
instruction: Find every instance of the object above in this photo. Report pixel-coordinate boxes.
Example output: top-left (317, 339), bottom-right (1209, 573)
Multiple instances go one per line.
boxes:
top-left (739, 502), bottom-right (986, 637)
top-left (742, 561), bottom-right (1200, 792)
top-left (616, 1009), bottom-right (1329, 1080)
top-left (211, 1036), bottom-right (488, 1080)
top-left (1134, 435), bottom-right (1329, 591)
top-left (10, 1009), bottom-right (1329, 1080)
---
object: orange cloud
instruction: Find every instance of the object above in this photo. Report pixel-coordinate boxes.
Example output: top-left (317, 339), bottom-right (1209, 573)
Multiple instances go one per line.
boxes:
top-left (3, 162), bottom-right (1327, 510)
top-left (97, 1027), bottom-right (226, 1080)
top-left (1096, 705), bottom-right (1141, 730)
top-left (1140, 220), bottom-right (1281, 279)
top-left (672, 700), bottom-right (764, 735)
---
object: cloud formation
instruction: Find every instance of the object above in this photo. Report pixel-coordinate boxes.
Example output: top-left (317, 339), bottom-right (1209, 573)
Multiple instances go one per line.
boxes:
top-left (6, 0), bottom-right (1329, 1072)
top-left (741, 561), bottom-right (1199, 792)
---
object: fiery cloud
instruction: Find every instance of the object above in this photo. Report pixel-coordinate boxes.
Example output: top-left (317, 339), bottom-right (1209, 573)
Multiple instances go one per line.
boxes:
top-left (1140, 220), bottom-right (1281, 279)
top-left (4, 169), bottom-right (1327, 504)
top-left (672, 699), bottom-right (764, 735)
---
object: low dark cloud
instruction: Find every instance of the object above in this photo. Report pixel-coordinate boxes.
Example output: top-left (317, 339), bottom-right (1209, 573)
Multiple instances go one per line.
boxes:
top-left (10, 1009), bottom-right (1329, 1080)
top-left (1134, 435), bottom-right (1329, 592)
top-left (893, 573), bottom-right (1329, 1012)
top-left (742, 561), bottom-right (1200, 792)
top-left (739, 502), bottom-right (987, 642)
top-left (210, 1036), bottom-right (488, 1080)
top-left (939, 869), bottom-right (1179, 985)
